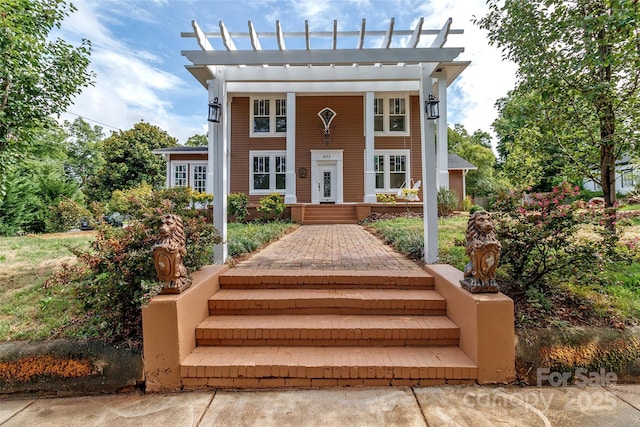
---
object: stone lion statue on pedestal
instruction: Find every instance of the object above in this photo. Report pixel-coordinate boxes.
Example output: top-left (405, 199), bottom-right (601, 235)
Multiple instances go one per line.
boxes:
top-left (460, 210), bottom-right (501, 294)
top-left (152, 214), bottom-right (191, 294)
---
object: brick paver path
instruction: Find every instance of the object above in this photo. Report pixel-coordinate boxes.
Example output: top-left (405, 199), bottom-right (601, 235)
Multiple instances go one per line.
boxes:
top-left (234, 224), bottom-right (422, 271)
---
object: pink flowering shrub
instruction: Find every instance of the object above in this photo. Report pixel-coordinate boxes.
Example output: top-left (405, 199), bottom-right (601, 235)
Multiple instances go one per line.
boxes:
top-left (52, 187), bottom-right (221, 345)
top-left (493, 182), bottom-right (613, 289)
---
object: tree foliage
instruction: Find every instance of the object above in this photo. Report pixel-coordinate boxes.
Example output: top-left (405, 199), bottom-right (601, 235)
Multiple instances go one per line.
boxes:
top-left (62, 117), bottom-right (105, 188)
top-left (0, 0), bottom-right (93, 183)
top-left (185, 133), bottom-right (207, 147)
top-left (447, 124), bottom-right (506, 197)
top-left (476, 0), bottom-right (640, 209)
top-left (85, 121), bottom-right (178, 202)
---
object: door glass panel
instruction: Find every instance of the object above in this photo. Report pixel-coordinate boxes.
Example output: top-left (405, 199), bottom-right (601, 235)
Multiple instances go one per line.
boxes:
top-left (323, 171), bottom-right (331, 198)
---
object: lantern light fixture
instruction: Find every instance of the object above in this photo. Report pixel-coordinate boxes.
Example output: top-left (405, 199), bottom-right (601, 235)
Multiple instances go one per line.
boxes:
top-left (208, 97), bottom-right (222, 123)
top-left (425, 94), bottom-right (440, 120)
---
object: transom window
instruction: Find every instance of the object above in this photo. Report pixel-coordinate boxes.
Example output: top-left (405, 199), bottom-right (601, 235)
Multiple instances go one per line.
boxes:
top-left (374, 150), bottom-right (410, 192)
top-left (251, 96), bottom-right (287, 136)
top-left (250, 151), bottom-right (286, 194)
top-left (374, 94), bottom-right (409, 135)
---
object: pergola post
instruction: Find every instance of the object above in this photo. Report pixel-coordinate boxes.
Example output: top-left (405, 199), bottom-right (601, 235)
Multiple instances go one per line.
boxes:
top-left (284, 92), bottom-right (297, 204)
top-left (363, 92), bottom-right (377, 203)
top-left (420, 65), bottom-right (439, 264)
top-left (436, 73), bottom-right (449, 189)
top-left (208, 68), bottom-right (228, 264)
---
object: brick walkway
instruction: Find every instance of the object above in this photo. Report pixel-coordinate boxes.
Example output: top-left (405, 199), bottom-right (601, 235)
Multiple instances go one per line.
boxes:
top-left (234, 224), bottom-right (422, 271)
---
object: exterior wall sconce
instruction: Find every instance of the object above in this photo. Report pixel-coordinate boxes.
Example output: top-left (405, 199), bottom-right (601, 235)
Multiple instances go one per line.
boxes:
top-left (299, 167), bottom-right (307, 178)
top-left (318, 107), bottom-right (337, 142)
top-left (425, 94), bottom-right (440, 120)
top-left (208, 97), bottom-right (222, 123)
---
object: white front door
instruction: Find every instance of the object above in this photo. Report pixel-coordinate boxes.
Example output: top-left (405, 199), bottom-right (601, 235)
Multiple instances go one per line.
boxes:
top-left (310, 149), bottom-right (344, 204)
top-left (317, 163), bottom-right (337, 203)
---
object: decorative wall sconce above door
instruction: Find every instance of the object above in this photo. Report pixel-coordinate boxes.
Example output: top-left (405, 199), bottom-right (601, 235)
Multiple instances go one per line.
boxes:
top-left (318, 107), bottom-right (337, 142)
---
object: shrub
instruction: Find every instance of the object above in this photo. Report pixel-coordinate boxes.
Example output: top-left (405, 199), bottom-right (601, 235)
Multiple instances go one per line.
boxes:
top-left (376, 193), bottom-right (396, 205)
top-left (469, 205), bottom-right (485, 215)
top-left (492, 182), bottom-right (606, 290)
top-left (437, 188), bottom-right (459, 217)
top-left (57, 188), bottom-right (221, 345)
top-left (228, 193), bottom-right (249, 222)
top-left (462, 196), bottom-right (474, 211)
top-left (46, 198), bottom-right (91, 233)
top-left (257, 193), bottom-right (285, 222)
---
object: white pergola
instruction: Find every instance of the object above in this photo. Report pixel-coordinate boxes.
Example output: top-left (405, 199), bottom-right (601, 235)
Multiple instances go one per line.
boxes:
top-left (181, 18), bottom-right (469, 264)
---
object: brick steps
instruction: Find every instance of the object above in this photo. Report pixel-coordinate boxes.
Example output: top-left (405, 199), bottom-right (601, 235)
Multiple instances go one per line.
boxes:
top-left (209, 289), bottom-right (446, 315)
top-left (220, 269), bottom-right (434, 289)
top-left (302, 205), bottom-right (358, 224)
top-left (180, 268), bottom-right (476, 389)
top-left (181, 346), bottom-right (477, 388)
top-left (195, 314), bottom-right (459, 346)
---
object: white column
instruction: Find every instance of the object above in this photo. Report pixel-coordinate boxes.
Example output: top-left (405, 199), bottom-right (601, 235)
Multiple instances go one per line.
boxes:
top-left (208, 69), bottom-right (228, 264)
top-left (284, 92), bottom-right (297, 204)
top-left (436, 73), bottom-right (449, 189)
top-left (164, 155), bottom-right (170, 188)
top-left (420, 66), bottom-right (439, 264)
top-left (363, 92), bottom-right (377, 203)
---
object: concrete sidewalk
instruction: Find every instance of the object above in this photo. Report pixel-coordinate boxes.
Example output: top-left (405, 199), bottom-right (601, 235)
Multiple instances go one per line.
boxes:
top-left (2, 385), bottom-right (640, 426)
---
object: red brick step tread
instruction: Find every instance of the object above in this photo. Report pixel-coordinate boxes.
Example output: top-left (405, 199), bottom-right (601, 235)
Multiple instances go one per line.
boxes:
top-left (181, 346), bottom-right (477, 380)
top-left (209, 289), bottom-right (446, 315)
top-left (219, 269), bottom-right (434, 289)
top-left (195, 314), bottom-right (459, 346)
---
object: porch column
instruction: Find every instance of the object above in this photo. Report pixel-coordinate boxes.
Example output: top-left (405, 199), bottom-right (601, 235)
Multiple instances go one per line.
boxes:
top-left (284, 92), bottom-right (297, 204)
top-left (420, 66), bottom-right (439, 263)
top-left (208, 68), bottom-right (228, 264)
top-left (436, 73), bottom-right (449, 189)
top-left (363, 92), bottom-right (377, 203)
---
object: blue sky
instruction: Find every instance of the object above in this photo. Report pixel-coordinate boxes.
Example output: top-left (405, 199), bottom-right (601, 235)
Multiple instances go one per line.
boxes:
top-left (58, 0), bottom-right (517, 144)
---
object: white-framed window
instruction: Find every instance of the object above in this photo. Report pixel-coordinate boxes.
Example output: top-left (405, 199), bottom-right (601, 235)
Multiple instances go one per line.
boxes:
top-left (171, 162), bottom-right (207, 192)
top-left (374, 150), bottom-right (410, 192)
top-left (251, 96), bottom-right (287, 136)
top-left (192, 164), bottom-right (207, 193)
top-left (374, 93), bottom-right (410, 135)
top-left (250, 151), bottom-right (286, 194)
top-left (173, 163), bottom-right (188, 187)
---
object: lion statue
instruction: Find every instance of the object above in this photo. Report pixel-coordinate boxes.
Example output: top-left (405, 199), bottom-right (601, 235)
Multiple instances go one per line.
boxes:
top-left (460, 210), bottom-right (501, 294)
top-left (152, 214), bottom-right (191, 294)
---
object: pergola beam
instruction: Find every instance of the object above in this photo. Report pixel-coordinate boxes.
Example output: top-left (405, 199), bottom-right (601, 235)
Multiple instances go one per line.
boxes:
top-left (357, 19), bottom-right (366, 49)
top-left (408, 17), bottom-right (424, 48)
top-left (248, 21), bottom-right (262, 50)
top-left (382, 18), bottom-right (395, 48)
top-left (276, 20), bottom-right (286, 50)
top-left (182, 47), bottom-right (464, 67)
top-left (219, 21), bottom-right (236, 51)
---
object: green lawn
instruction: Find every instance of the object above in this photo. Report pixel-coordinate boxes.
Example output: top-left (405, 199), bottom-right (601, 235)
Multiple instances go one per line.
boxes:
top-left (0, 221), bottom-right (299, 342)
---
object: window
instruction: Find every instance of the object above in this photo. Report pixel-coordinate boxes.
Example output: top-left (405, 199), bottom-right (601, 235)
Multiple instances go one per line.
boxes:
top-left (374, 150), bottom-right (410, 192)
top-left (374, 94), bottom-right (409, 135)
top-left (173, 164), bottom-right (187, 187)
top-left (171, 162), bottom-right (207, 192)
top-left (251, 96), bottom-right (287, 136)
top-left (250, 151), bottom-right (286, 194)
top-left (192, 165), bottom-right (207, 193)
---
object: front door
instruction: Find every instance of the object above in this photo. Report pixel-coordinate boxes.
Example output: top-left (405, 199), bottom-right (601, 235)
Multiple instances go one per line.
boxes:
top-left (318, 163), bottom-right (337, 203)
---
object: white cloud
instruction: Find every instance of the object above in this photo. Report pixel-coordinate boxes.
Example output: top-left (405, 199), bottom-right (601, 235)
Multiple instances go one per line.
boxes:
top-left (58, 0), bottom-right (205, 143)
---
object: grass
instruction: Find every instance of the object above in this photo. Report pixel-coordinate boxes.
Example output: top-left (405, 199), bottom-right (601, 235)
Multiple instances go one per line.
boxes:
top-left (366, 212), bottom-right (640, 326)
top-left (0, 222), bottom-right (299, 342)
top-left (365, 215), bottom-right (468, 270)
top-left (227, 221), bottom-right (299, 258)
top-left (0, 232), bottom-right (95, 341)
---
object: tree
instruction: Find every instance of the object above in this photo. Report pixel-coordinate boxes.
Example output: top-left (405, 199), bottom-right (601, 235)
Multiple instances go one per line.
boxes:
top-left (85, 122), bottom-right (178, 202)
top-left (492, 90), bottom-right (584, 191)
top-left (448, 124), bottom-right (505, 197)
top-left (62, 117), bottom-right (105, 188)
top-left (476, 0), bottom-right (640, 213)
top-left (185, 134), bottom-right (207, 147)
top-left (0, 0), bottom-right (93, 185)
